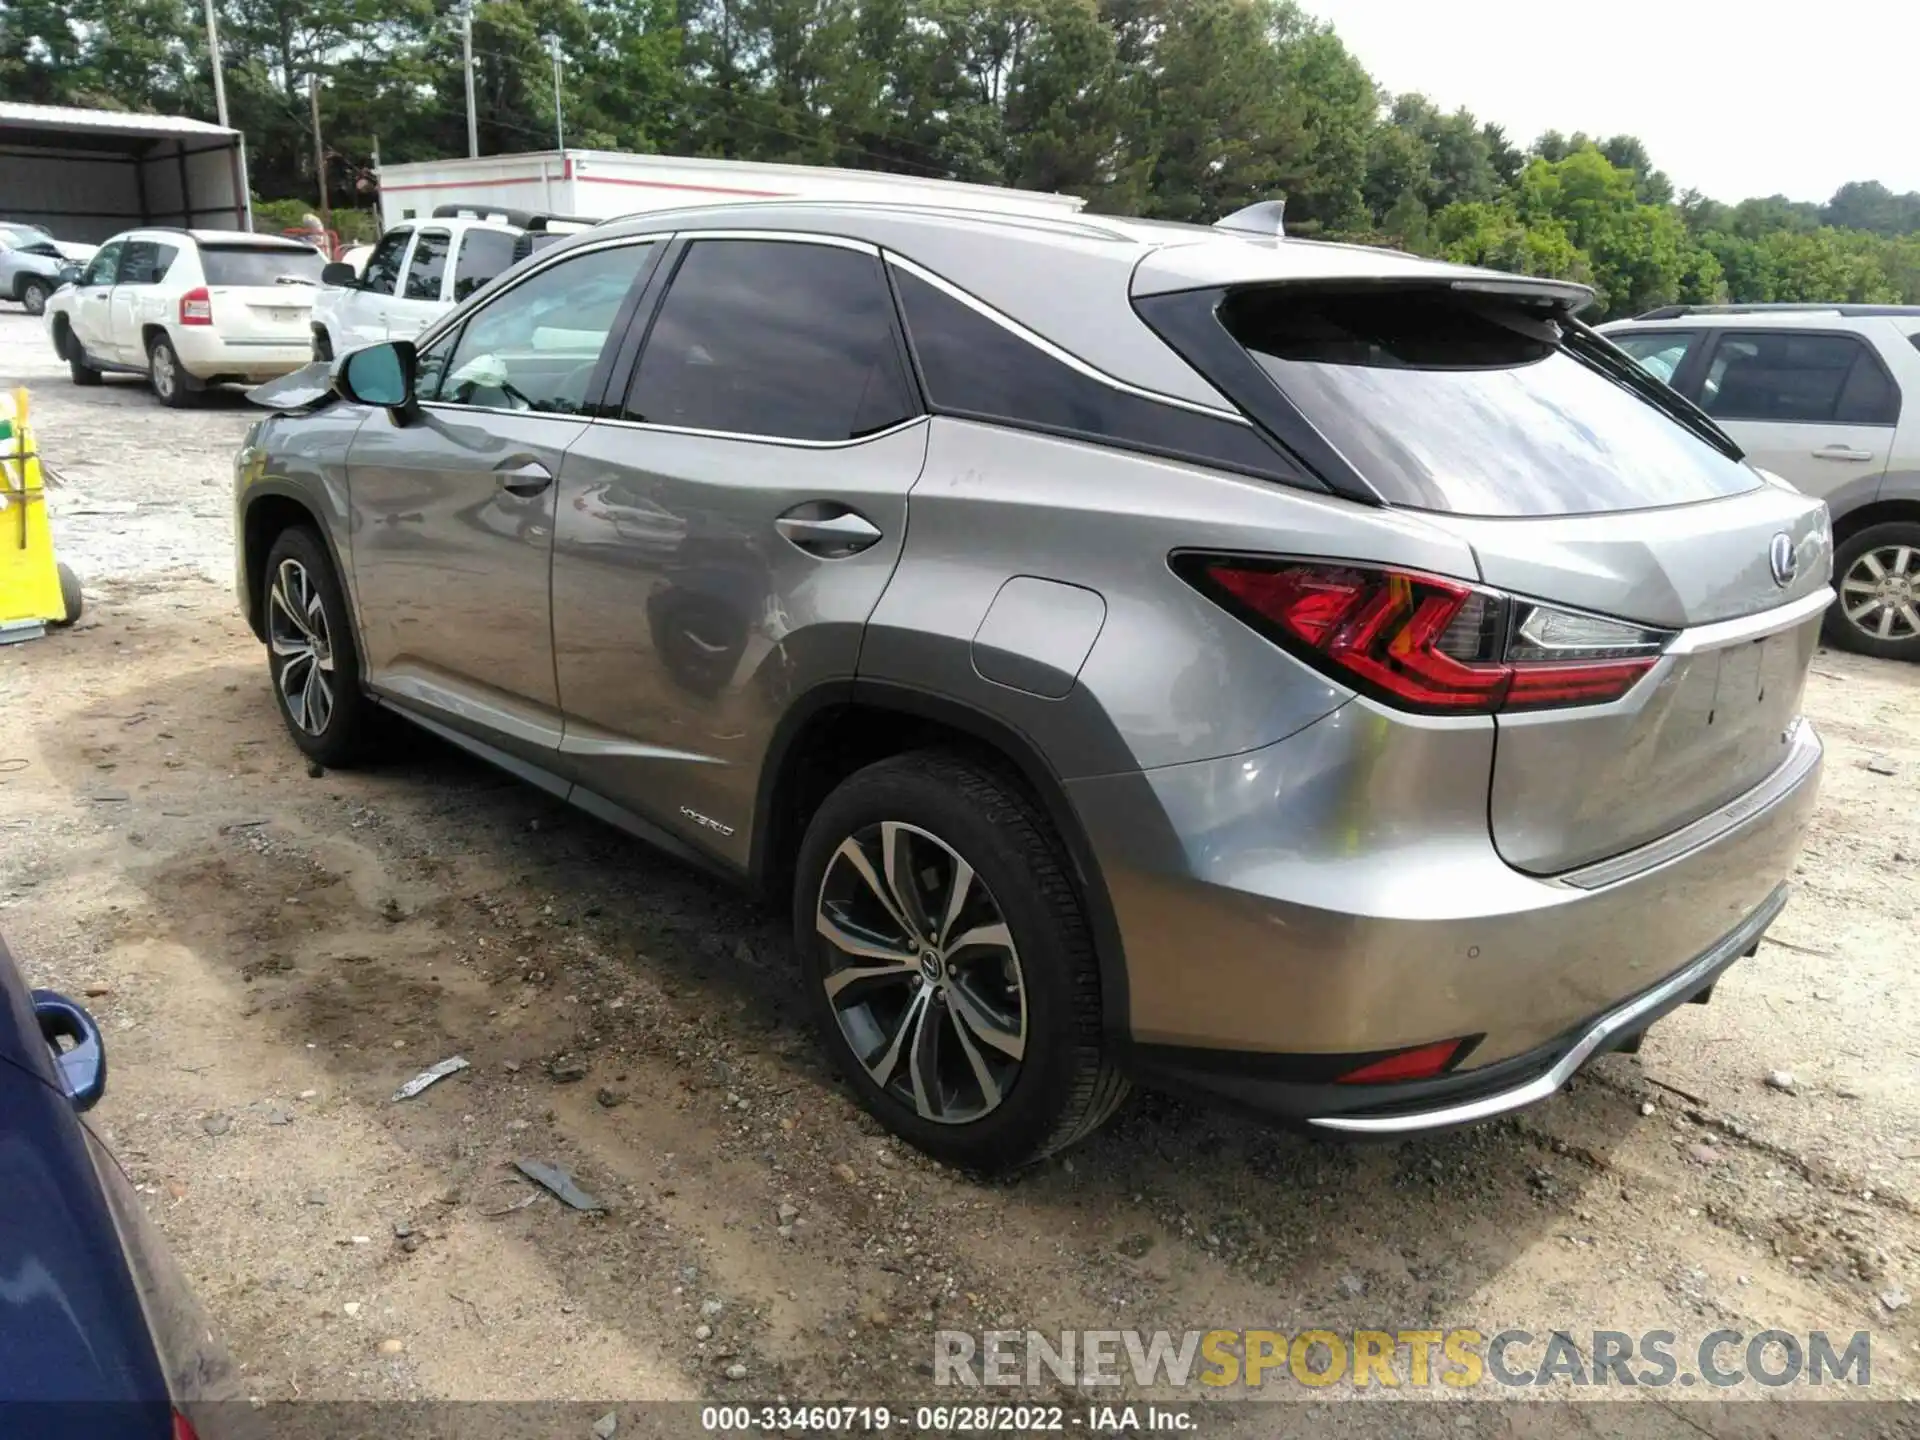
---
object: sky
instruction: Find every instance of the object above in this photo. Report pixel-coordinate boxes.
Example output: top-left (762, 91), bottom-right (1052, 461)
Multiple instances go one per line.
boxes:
top-left (1302, 0), bottom-right (1920, 205)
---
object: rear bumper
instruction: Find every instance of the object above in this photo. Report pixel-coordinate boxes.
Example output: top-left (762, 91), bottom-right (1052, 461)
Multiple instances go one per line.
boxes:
top-left (1069, 699), bottom-right (1822, 1103)
top-left (173, 331), bottom-right (310, 381)
top-left (1133, 884), bottom-right (1785, 1132)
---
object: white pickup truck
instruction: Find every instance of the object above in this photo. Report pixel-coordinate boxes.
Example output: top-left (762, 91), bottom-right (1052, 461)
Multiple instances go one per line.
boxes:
top-left (308, 208), bottom-right (593, 361)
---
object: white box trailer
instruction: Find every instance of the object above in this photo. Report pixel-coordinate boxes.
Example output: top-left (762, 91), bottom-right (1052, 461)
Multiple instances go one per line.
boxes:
top-left (0, 103), bottom-right (249, 245)
top-left (376, 149), bottom-right (1084, 228)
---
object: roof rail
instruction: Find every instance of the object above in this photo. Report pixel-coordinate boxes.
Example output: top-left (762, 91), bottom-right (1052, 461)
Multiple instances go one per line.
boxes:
top-left (1633, 302), bottom-right (1920, 320)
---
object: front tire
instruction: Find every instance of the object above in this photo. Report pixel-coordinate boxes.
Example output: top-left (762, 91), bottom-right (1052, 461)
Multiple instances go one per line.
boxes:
top-left (60, 323), bottom-right (102, 386)
top-left (793, 751), bottom-right (1126, 1173)
top-left (262, 527), bottom-right (377, 766)
top-left (20, 279), bottom-right (50, 316)
top-left (1826, 521), bottom-right (1920, 662)
top-left (147, 334), bottom-right (197, 408)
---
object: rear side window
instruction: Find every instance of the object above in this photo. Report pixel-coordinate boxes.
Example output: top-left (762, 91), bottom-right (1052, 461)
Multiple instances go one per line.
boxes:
top-left (200, 245), bottom-right (325, 287)
top-left (1608, 329), bottom-right (1697, 385)
top-left (892, 265), bottom-right (1293, 477)
top-left (1700, 332), bottom-right (1899, 426)
top-left (454, 228), bottom-right (517, 300)
top-left (404, 229), bottom-right (451, 301)
top-left (624, 239), bottom-right (915, 443)
top-left (1222, 287), bottom-right (1764, 517)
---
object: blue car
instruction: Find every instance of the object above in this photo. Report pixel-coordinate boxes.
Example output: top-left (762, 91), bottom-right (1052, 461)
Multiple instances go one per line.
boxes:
top-left (0, 936), bottom-right (243, 1437)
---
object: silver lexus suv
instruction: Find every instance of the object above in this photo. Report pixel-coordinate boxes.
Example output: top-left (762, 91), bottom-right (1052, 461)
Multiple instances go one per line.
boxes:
top-left (233, 202), bottom-right (1829, 1171)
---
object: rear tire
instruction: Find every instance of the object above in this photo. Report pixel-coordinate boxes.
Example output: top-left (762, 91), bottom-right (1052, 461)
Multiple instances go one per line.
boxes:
top-left (147, 334), bottom-right (197, 408)
top-left (1825, 520), bottom-right (1920, 662)
top-left (20, 279), bottom-right (49, 316)
top-left (262, 527), bottom-right (378, 767)
top-left (793, 751), bottom-right (1127, 1174)
top-left (49, 562), bottom-right (82, 627)
top-left (311, 328), bottom-right (334, 363)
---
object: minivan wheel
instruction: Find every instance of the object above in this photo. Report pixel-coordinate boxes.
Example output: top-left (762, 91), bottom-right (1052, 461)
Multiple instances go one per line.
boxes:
top-left (793, 752), bottom-right (1126, 1173)
top-left (262, 527), bottom-right (377, 766)
top-left (20, 279), bottom-right (50, 316)
top-left (1826, 521), bottom-right (1920, 662)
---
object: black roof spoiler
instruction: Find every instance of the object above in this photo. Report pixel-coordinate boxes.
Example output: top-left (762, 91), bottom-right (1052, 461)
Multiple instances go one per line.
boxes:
top-left (429, 204), bottom-right (601, 232)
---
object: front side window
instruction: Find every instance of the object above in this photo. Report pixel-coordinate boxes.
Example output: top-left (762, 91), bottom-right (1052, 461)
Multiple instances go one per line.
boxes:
top-left (453, 228), bottom-right (518, 301)
top-left (1223, 286), bottom-right (1765, 517)
top-left (359, 230), bottom-right (411, 297)
top-left (1608, 329), bottom-right (1698, 386)
top-left (623, 239), bottom-right (915, 442)
top-left (438, 243), bottom-right (654, 415)
top-left (1699, 332), bottom-right (1899, 426)
top-left (404, 229), bottom-right (451, 301)
top-left (82, 241), bottom-right (123, 287)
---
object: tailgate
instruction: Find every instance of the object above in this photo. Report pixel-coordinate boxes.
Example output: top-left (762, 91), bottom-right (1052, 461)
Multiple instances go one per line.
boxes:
top-left (1430, 486), bottom-right (1832, 873)
top-left (198, 244), bottom-right (323, 342)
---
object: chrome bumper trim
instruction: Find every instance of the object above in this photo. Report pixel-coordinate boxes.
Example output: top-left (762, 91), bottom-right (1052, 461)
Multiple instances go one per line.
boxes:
top-left (1305, 884), bottom-right (1791, 1136)
top-left (1558, 719), bottom-right (1820, 891)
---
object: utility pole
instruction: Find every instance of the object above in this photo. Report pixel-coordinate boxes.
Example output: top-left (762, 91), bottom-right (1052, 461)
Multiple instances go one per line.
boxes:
top-left (308, 73), bottom-right (333, 249)
top-left (202, 0), bottom-right (229, 127)
top-left (462, 2), bottom-right (479, 159)
top-left (549, 36), bottom-right (565, 153)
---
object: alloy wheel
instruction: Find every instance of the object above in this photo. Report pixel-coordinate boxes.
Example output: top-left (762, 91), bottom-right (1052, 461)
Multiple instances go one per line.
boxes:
top-left (1840, 544), bottom-right (1920, 643)
top-left (151, 343), bottom-right (177, 399)
top-left (268, 558), bottom-right (336, 735)
top-left (815, 821), bottom-right (1027, 1125)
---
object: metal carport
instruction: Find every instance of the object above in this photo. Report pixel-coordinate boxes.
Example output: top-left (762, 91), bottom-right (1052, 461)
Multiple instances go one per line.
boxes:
top-left (0, 102), bottom-right (250, 244)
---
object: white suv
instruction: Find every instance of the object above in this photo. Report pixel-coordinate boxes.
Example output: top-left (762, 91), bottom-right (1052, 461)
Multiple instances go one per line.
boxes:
top-left (45, 229), bottom-right (324, 406)
top-left (310, 216), bottom-right (521, 361)
top-left (1601, 304), bottom-right (1920, 661)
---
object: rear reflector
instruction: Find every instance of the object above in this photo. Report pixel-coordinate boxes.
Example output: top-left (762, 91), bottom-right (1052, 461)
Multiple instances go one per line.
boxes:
top-left (179, 287), bottom-right (213, 325)
top-left (1176, 556), bottom-right (1667, 715)
top-left (173, 1410), bottom-right (201, 1440)
top-left (1335, 1038), bottom-right (1468, 1085)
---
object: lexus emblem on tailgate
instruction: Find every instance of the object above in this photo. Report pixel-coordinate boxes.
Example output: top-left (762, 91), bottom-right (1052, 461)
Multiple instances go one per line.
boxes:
top-left (1769, 533), bottom-right (1798, 588)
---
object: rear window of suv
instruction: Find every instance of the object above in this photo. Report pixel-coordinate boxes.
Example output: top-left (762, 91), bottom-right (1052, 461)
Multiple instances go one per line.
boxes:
top-left (200, 244), bottom-right (326, 287)
top-left (1221, 287), bottom-right (1764, 517)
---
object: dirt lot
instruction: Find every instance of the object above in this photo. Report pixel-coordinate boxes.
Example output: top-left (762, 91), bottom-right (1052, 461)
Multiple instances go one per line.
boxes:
top-left (4, 309), bottom-right (1919, 1432)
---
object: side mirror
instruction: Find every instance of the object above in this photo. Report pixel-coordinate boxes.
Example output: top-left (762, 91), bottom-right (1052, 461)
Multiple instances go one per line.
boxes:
top-left (333, 340), bottom-right (420, 422)
top-left (320, 261), bottom-right (358, 288)
top-left (56, 264), bottom-right (81, 289)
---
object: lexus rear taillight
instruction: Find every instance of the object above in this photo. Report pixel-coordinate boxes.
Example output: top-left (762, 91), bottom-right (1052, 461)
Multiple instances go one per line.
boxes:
top-left (179, 287), bottom-right (212, 325)
top-left (1175, 555), bottom-right (1670, 715)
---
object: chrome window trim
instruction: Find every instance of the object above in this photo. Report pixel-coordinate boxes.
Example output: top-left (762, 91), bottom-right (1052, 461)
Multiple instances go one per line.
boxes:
top-left (584, 413), bottom-right (928, 451)
top-left (885, 251), bottom-right (1249, 424)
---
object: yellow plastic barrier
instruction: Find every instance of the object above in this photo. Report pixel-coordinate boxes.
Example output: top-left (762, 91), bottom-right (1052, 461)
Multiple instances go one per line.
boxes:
top-left (0, 387), bottom-right (77, 643)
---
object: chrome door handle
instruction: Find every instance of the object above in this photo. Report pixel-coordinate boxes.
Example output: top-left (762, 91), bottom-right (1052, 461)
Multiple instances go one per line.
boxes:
top-left (775, 508), bottom-right (883, 558)
top-left (495, 459), bottom-right (553, 497)
top-left (1813, 445), bottom-right (1875, 462)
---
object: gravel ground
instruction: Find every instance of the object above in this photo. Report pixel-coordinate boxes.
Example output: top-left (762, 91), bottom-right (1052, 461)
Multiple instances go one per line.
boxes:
top-left (4, 308), bottom-right (1920, 1435)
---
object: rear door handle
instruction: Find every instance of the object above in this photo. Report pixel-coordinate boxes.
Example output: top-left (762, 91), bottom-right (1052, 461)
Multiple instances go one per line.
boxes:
top-left (1813, 445), bottom-right (1875, 462)
top-left (775, 506), bottom-right (883, 557)
top-left (495, 459), bottom-right (553, 497)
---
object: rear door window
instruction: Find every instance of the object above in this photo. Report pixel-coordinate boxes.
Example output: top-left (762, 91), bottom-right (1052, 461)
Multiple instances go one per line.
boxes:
top-left (1221, 286), bottom-right (1764, 517)
top-left (453, 228), bottom-right (518, 300)
top-left (118, 241), bottom-right (165, 286)
top-left (403, 229), bottom-right (452, 301)
top-left (200, 245), bottom-right (325, 287)
top-left (624, 239), bottom-right (915, 442)
top-left (1607, 329), bottom-right (1698, 386)
top-left (1699, 331), bottom-right (1899, 426)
